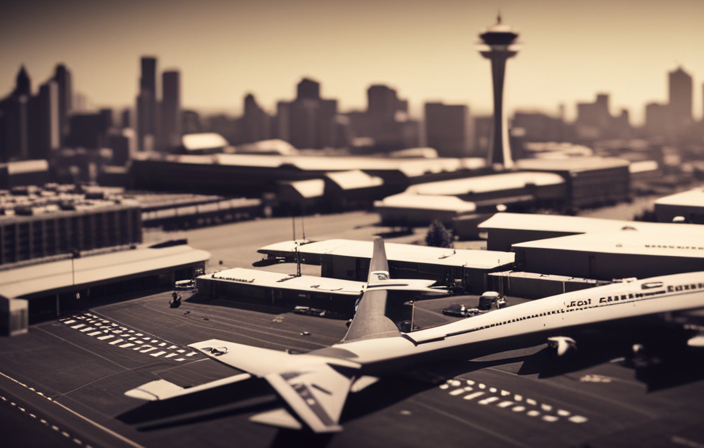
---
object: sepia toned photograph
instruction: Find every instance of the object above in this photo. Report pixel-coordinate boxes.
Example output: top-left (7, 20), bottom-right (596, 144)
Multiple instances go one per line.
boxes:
top-left (1, 0), bottom-right (704, 446)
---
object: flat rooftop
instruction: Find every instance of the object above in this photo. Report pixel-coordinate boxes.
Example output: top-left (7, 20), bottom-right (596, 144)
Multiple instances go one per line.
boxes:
top-left (0, 245), bottom-right (211, 299)
top-left (512, 231), bottom-right (704, 258)
top-left (515, 157), bottom-right (630, 172)
top-left (259, 239), bottom-right (514, 269)
top-left (203, 267), bottom-right (364, 296)
top-left (405, 171), bottom-right (565, 196)
top-left (374, 193), bottom-right (477, 212)
top-left (478, 212), bottom-right (704, 236)
top-left (655, 188), bottom-right (704, 208)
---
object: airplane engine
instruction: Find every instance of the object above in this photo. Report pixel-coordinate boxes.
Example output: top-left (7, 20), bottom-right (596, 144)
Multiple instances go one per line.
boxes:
top-left (547, 336), bottom-right (577, 357)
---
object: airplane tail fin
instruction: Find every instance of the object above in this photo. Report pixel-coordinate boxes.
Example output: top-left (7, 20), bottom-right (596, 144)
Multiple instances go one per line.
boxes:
top-left (341, 238), bottom-right (399, 343)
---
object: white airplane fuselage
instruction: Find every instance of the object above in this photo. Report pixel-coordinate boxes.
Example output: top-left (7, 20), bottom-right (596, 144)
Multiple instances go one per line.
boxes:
top-left (325, 272), bottom-right (704, 374)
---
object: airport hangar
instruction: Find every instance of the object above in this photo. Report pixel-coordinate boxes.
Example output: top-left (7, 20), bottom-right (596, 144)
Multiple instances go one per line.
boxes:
top-left (0, 243), bottom-right (210, 335)
top-left (129, 152), bottom-right (488, 199)
top-left (654, 187), bottom-right (704, 224)
top-left (257, 238), bottom-right (515, 294)
top-left (477, 212), bottom-right (704, 252)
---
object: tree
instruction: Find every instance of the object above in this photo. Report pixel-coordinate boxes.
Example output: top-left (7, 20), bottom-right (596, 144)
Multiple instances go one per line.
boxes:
top-left (425, 220), bottom-right (454, 248)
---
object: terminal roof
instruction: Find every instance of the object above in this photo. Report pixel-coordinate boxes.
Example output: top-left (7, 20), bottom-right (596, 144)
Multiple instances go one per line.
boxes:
top-left (205, 267), bottom-right (363, 295)
top-left (0, 245), bottom-right (210, 299)
top-left (259, 239), bottom-right (514, 269)
top-left (375, 194), bottom-right (477, 212)
top-left (406, 171), bottom-right (564, 196)
top-left (655, 188), bottom-right (704, 207)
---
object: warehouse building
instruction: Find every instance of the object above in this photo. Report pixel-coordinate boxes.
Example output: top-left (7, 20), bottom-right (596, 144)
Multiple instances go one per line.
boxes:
top-left (515, 157), bottom-right (631, 211)
top-left (196, 267), bottom-right (364, 316)
top-left (0, 243), bottom-right (209, 326)
top-left (478, 212), bottom-right (704, 252)
top-left (512, 231), bottom-right (704, 281)
top-left (257, 239), bottom-right (514, 294)
top-left (654, 188), bottom-right (704, 224)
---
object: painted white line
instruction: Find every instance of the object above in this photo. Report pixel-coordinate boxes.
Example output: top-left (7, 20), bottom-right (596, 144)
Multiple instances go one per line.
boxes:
top-left (135, 333), bottom-right (143, 336)
top-left (73, 438), bottom-right (82, 445)
top-left (526, 398), bottom-right (537, 406)
top-left (501, 390), bottom-right (510, 396)
top-left (527, 410), bottom-right (540, 417)
top-left (62, 431), bottom-right (70, 438)
top-left (463, 392), bottom-right (485, 400)
top-left (87, 331), bottom-right (102, 336)
top-left (569, 415), bottom-right (588, 424)
top-left (109, 339), bottom-right (124, 345)
top-left (150, 351), bottom-right (166, 357)
top-left (64, 320), bottom-right (76, 325)
top-left (512, 406), bottom-right (525, 412)
top-left (466, 379), bottom-right (475, 386)
top-left (439, 384), bottom-right (449, 390)
top-left (541, 404), bottom-right (552, 412)
top-left (158, 343), bottom-right (166, 347)
top-left (478, 397), bottom-right (500, 405)
top-left (71, 324), bottom-right (85, 329)
top-left (168, 345), bottom-right (177, 349)
top-left (97, 335), bottom-right (114, 341)
top-left (497, 401), bottom-right (514, 408)
top-left (164, 353), bottom-right (177, 358)
top-left (489, 387), bottom-right (497, 393)
top-left (119, 343), bottom-right (134, 348)
top-left (463, 386), bottom-right (473, 392)
top-left (478, 383), bottom-right (486, 389)
top-left (449, 388), bottom-right (465, 396)
top-left (128, 337), bottom-right (136, 341)
top-left (150, 339), bottom-right (158, 343)
top-left (52, 425), bottom-right (59, 431)
top-left (557, 409), bottom-right (570, 416)
top-left (450, 380), bottom-right (461, 387)
top-left (177, 349), bottom-right (185, 353)
top-left (186, 353), bottom-right (197, 357)
top-left (174, 358), bottom-right (185, 362)
top-left (79, 327), bottom-right (94, 333)
top-left (514, 394), bottom-right (523, 401)
top-left (542, 415), bottom-right (559, 422)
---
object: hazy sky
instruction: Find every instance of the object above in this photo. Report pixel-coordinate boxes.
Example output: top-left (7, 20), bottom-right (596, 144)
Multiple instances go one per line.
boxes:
top-left (2, 0), bottom-right (703, 124)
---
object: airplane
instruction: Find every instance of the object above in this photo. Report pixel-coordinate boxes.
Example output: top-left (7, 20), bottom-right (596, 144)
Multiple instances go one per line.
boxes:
top-left (125, 237), bottom-right (704, 433)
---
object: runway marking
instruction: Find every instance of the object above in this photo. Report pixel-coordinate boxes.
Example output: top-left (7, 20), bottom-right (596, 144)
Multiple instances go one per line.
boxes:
top-left (64, 320), bottom-right (76, 325)
top-left (463, 391), bottom-right (485, 400)
top-left (175, 358), bottom-right (186, 362)
top-left (489, 387), bottom-right (497, 393)
top-left (120, 343), bottom-right (134, 348)
top-left (541, 404), bottom-right (552, 412)
top-left (439, 384), bottom-right (449, 390)
top-left (514, 394), bottom-right (523, 401)
top-left (79, 327), bottom-right (94, 333)
top-left (449, 388), bottom-right (465, 396)
top-left (501, 390), bottom-right (510, 396)
top-left (87, 331), bottom-right (102, 336)
top-left (478, 397), bottom-right (500, 405)
top-left (557, 409), bottom-right (570, 416)
top-left (151, 351), bottom-right (166, 357)
top-left (165, 353), bottom-right (177, 358)
top-left (71, 324), bottom-right (85, 329)
top-left (527, 410), bottom-right (540, 417)
top-left (526, 398), bottom-right (537, 406)
top-left (97, 335), bottom-right (114, 341)
top-left (542, 415), bottom-right (559, 422)
top-left (478, 383), bottom-right (486, 389)
top-left (140, 347), bottom-right (157, 354)
top-left (497, 401), bottom-right (514, 408)
top-left (466, 380), bottom-right (475, 385)
top-left (186, 352), bottom-right (197, 357)
top-left (569, 416), bottom-right (588, 423)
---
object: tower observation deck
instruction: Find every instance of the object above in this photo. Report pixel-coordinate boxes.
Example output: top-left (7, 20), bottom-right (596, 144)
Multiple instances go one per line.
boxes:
top-left (479, 15), bottom-right (520, 170)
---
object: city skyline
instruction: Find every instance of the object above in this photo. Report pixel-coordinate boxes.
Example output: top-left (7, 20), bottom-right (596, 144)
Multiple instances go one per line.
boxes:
top-left (2, 0), bottom-right (704, 125)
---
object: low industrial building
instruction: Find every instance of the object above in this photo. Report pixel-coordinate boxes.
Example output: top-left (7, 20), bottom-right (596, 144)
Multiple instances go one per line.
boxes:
top-left (1, 186), bottom-right (141, 266)
top-left (512, 231), bottom-right (704, 281)
top-left (487, 271), bottom-right (610, 300)
top-left (196, 267), bottom-right (364, 315)
top-left (373, 171), bottom-right (566, 229)
top-left (0, 243), bottom-right (209, 325)
top-left (478, 212), bottom-right (704, 252)
top-left (257, 239), bottom-right (515, 294)
top-left (515, 157), bottom-right (631, 210)
top-left (654, 188), bottom-right (704, 224)
top-left (0, 160), bottom-right (49, 189)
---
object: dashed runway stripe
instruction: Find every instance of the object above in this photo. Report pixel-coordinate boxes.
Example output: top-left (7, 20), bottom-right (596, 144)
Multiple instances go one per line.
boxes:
top-left (442, 378), bottom-right (589, 424)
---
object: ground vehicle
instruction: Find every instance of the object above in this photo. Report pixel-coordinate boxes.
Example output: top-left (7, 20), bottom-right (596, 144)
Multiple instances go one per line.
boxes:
top-left (478, 291), bottom-right (506, 310)
top-left (442, 303), bottom-right (469, 317)
top-left (174, 279), bottom-right (195, 290)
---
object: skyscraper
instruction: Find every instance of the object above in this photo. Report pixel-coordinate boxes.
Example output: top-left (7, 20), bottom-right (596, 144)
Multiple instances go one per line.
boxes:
top-left (136, 57), bottom-right (157, 151)
top-left (478, 15), bottom-right (520, 169)
top-left (53, 64), bottom-right (72, 148)
top-left (668, 66), bottom-right (693, 132)
top-left (424, 102), bottom-right (472, 157)
top-left (160, 70), bottom-right (181, 151)
top-left (276, 78), bottom-right (338, 149)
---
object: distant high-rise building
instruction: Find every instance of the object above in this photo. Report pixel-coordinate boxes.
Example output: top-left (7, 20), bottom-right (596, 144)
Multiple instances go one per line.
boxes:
top-left (52, 64), bottom-right (72, 148)
top-left (276, 78), bottom-right (339, 149)
top-left (511, 111), bottom-right (564, 143)
top-left (33, 80), bottom-right (60, 159)
top-left (478, 15), bottom-right (520, 169)
top-left (0, 66), bottom-right (33, 161)
top-left (668, 66), bottom-right (693, 132)
top-left (160, 70), bottom-right (181, 151)
top-left (644, 102), bottom-right (669, 137)
top-left (136, 57), bottom-right (158, 151)
top-left (424, 102), bottom-right (472, 157)
top-left (575, 93), bottom-right (611, 139)
top-left (14, 65), bottom-right (31, 97)
top-left (242, 93), bottom-right (271, 144)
